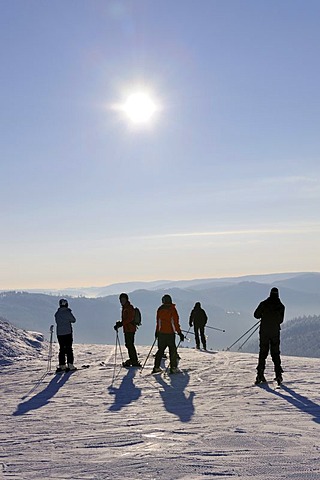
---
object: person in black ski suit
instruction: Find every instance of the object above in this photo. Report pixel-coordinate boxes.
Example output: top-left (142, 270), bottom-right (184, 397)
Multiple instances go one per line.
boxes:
top-left (54, 299), bottom-right (77, 373)
top-left (254, 287), bottom-right (285, 384)
top-left (189, 302), bottom-right (208, 350)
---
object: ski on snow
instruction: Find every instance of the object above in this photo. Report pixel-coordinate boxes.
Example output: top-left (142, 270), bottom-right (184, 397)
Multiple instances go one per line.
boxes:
top-left (55, 365), bottom-right (90, 374)
top-left (143, 367), bottom-right (191, 377)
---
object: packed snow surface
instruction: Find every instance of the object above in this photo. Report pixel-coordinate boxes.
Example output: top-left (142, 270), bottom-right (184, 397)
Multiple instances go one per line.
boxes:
top-left (1, 343), bottom-right (320, 479)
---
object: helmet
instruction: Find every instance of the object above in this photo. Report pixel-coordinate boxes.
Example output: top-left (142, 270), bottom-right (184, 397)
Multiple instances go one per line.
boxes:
top-left (59, 298), bottom-right (68, 308)
top-left (162, 294), bottom-right (172, 304)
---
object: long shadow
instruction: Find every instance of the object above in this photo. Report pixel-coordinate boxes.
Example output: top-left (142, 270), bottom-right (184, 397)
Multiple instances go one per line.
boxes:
top-left (108, 368), bottom-right (141, 412)
top-left (13, 373), bottom-right (71, 416)
top-left (268, 384), bottom-right (320, 425)
top-left (154, 371), bottom-right (195, 423)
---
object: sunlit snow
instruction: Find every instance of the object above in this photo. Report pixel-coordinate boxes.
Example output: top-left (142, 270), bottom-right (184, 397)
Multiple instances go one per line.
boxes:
top-left (1, 329), bottom-right (320, 479)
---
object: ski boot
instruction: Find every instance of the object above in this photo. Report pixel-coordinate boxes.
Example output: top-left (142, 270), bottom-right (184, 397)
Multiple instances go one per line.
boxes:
top-left (255, 372), bottom-right (267, 384)
top-left (170, 367), bottom-right (180, 374)
top-left (56, 365), bottom-right (66, 374)
top-left (152, 367), bottom-right (162, 374)
top-left (274, 374), bottom-right (283, 386)
top-left (274, 367), bottom-right (283, 385)
top-left (66, 364), bottom-right (77, 372)
top-left (131, 362), bottom-right (142, 368)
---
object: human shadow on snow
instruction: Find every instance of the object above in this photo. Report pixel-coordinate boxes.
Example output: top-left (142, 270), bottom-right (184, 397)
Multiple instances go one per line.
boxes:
top-left (268, 384), bottom-right (320, 425)
top-left (154, 371), bottom-right (195, 423)
top-left (108, 368), bottom-right (141, 412)
top-left (13, 372), bottom-right (71, 416)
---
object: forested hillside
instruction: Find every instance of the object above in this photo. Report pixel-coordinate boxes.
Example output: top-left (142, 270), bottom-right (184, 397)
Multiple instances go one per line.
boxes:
top-left (243, 315), bottom-right (320, 358)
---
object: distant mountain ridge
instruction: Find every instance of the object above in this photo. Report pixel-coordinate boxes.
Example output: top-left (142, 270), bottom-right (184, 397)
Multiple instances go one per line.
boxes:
top-left (3, 271), bottom-right (312, 298)
top-left (1, 272), bottom-right (320, 357)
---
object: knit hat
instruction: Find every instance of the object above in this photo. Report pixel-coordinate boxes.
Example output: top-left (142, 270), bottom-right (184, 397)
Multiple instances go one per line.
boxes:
top-left (162, 294), bottom-right (172, 304)
top-left (270, 287), bottom-right (279, 297)
top-left (119, 293), bottom-right (128, 301)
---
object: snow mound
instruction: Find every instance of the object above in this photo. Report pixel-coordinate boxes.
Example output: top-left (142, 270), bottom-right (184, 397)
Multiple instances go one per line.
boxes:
top-left (0, 317), bottom-right (46, 365)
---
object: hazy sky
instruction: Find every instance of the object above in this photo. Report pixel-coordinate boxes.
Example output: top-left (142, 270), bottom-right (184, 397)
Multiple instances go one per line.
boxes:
top-left (1, 0), bottom-right (320, 289)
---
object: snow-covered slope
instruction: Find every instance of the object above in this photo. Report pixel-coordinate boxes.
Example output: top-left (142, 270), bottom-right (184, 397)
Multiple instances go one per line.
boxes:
top-left (1, 344), bottom-right (320, 479)
top-left (0, 317), bottom-right (45, 366)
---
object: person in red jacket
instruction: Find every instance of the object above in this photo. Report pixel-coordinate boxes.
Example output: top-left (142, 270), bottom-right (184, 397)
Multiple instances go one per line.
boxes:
top-left (152, 294), bottom-right (184, 374)
top-left (114, 293), bottom-right (140, 367)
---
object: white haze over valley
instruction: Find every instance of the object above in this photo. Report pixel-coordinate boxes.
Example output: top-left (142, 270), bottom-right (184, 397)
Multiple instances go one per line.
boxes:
top-left (1, 320), bottom-right (320, 479)
top-left (1, 272), bottom-right (320, 356)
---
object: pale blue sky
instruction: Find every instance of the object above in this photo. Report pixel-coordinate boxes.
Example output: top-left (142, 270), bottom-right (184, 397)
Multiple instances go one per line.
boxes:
top-left (1, 0), bottom-right (320, 289)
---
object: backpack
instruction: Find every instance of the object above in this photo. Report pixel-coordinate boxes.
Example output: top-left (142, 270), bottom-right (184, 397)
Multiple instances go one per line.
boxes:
top-left (133, 307), bottom-right (142, 327)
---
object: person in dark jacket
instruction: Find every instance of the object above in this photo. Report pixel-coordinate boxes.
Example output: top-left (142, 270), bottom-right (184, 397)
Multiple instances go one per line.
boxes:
top-left (152, 294), bottom-right (184, 374)
top-left (189, 302), bottom-right (208, 350)
top-left (254, 287), bottom-right (285, 384)
top-left (54, 298), bottom-right (77, 373)
top-left (114, 293), bottom-right (140, 367)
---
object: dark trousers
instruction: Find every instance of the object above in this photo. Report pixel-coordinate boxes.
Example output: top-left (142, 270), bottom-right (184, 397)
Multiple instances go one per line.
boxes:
top-left (57, 333), bottom-right (74, 366)
top-left (194, 324), bottom-right (206, 349)
top-left (124, 332), bottom-right (138, 365)
top-left (154, 333), bottom-right (178, 369)
top-left (257, 332), bottom-right (282, 375)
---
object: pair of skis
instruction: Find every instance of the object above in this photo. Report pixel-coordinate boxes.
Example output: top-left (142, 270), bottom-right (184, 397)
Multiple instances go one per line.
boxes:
top-left (55, 365), bottom-right (90, 374)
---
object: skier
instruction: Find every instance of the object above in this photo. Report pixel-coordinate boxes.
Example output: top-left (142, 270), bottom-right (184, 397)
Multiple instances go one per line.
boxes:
top-left (152, 294), bottom-right (184, 374)
top-left (254, 287), bottom-right (285, 384)
top-left (189, 302), bottom-right (208, 350)
top-left (114, 293), bottom-right (141, 367)
top-left (54, 299), bottom-right (77, 373)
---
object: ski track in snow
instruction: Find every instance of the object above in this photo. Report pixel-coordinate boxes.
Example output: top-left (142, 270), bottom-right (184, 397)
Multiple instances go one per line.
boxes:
top-left (1, 345), bottom-right (320, 479)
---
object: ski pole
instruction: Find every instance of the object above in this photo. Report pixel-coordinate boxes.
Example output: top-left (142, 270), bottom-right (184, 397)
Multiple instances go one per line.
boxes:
top-left (111, 331), bottom-right (119, 386)
top-left (181, 329), bottom-right (195, 335)
top-left (238, 324), bottom-right (260, 351)
top-left (226, 320), bottom-right (260, 351)
top-left (47, 325), bottom-right (54, 373)
top-left (206, 325), bottom-right (226, 333)
top-left (140, 337), bottom-right (157, 373)
top-left (116, 331), bottom-right (124, 363)
top-left (181, 328), bottom-right (195, 341)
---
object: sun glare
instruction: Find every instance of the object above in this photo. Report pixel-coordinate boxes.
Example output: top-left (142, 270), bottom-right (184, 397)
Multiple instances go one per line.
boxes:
top-left (120, 91), bottom-right (158, 125)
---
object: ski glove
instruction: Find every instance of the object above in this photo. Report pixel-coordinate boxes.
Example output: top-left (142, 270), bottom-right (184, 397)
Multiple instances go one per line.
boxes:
top-left (114, 321), bottom-right (123, 331)
top-left (155, 330), bottom-right (158, 338)
top-left (179, 332), bottom-right (185, 342)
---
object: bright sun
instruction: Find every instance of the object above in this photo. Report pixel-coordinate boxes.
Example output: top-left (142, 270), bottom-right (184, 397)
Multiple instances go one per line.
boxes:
top-left (121, 91), bottom-right (158, 124)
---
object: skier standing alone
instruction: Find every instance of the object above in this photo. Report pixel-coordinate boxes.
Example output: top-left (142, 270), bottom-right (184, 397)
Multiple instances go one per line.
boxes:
top-left (114, 293), bottom-right (140, 367)
top-left (254, 287), bottom-right (285, 384)
top-left (55, 298), bottom-right (77, 373)
top-left (189, 301), bottom-right (208, 350)
top-left (152, 294), bottom-right (184, 374)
